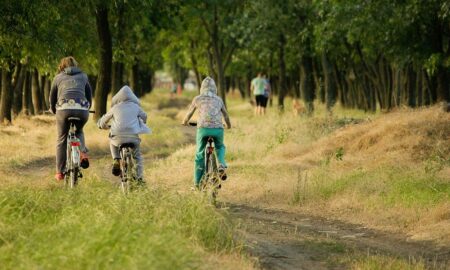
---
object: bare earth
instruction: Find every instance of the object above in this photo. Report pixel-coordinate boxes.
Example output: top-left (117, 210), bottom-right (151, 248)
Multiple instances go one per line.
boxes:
top-left (225, 203), bottom-right (449, 270)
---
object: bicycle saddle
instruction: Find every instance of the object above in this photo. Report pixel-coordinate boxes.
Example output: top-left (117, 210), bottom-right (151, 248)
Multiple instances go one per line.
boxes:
top-left (119, 143), bottom-right (135, 149)
top-left (67, 117), bottom-right (81, 122)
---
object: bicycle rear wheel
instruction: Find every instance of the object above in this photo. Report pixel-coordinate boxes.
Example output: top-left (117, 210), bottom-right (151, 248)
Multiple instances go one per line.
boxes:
top-left (70, 167), bottom-right (79, 188)
top-left (205, 153), bottom-right (219, 205)
top-left (120, 149), bottom-right (132, 194)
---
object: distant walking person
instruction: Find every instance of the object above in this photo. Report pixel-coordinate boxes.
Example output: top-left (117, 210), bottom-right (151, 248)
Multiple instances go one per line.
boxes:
top-left (262, 73), bottom-right (271, 114)
top-left (251, 72), bottom-right (267, 115)
top-left (50, 56), bottom-right (92, 181)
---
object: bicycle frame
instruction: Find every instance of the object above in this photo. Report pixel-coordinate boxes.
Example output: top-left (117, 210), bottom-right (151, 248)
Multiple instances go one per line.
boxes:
top-left (119, 144), bottom-right (136, 194)
top-left (65, 119), bottom-right (81, 188)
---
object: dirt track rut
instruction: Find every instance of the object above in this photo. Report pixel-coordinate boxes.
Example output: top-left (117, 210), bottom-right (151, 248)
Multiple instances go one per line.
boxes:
top-left (227, 204), bottom-right (450, 270)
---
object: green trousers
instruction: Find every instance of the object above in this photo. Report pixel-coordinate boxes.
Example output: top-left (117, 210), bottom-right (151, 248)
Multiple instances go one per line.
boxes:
top-left (194, 128), bottom-right (226, 186)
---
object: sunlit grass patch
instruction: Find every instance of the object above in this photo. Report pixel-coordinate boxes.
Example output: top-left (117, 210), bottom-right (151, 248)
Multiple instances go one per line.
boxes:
top-left (0, 180), bottom-right (242, 270)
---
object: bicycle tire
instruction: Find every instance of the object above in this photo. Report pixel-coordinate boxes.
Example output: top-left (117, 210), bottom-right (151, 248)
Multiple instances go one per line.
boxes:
top-left (205, 152), bottom-right (218, 205)
top-left (64, 145), bottom-right (71, 187)
top-left (120, 148), bottom-right (132, 194)
top-left (71, 167), bottom-right (78, 188)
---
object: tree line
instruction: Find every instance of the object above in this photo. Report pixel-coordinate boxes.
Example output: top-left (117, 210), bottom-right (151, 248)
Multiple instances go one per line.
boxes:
top-left (1, 0), bottom-right (449, 125)
top-left (164, 0), bottom-right (450, 113)
top-left (0, 0), bottom-right (174, 123)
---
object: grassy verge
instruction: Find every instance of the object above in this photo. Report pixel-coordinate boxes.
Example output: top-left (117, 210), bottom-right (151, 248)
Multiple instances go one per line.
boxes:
top-left (0, 89), bottom-right (254, 270)
top-left (0, 180), bottom-right (246, 269)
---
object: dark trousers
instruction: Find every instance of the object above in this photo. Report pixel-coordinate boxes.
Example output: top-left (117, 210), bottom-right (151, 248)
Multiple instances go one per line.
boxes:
top-left (56, 109), bottom-right (89, 173)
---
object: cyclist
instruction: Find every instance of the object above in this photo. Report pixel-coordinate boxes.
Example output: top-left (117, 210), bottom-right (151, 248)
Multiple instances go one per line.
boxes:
top-left (50, 56), bottom-right (92, 181)
top-left (182, 77), bottom-right (231, 189)
top-left (97, 85), bottom-right (151, 183)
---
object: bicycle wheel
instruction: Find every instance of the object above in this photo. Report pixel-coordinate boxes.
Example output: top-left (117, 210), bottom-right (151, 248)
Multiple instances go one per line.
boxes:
top-left (64, 145), bottom-right (71, 187)
top-left (70, 167), bottom-right (78, 188)
top-left (120, 149), bottom-right (130, 194)
top-left (206, 154), bottom-right (218, 205)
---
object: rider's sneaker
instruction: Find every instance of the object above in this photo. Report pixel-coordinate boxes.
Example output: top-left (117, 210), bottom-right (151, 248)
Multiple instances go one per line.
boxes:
top-left (190, 185), bottom-right (200, 191)
top-left (112, 159), bottom-right (121, 176)
top-left (136, 178), bottom-right (146, 186)
top-left (80, 152), bottom-right (89, 169)
top-left (55, 173), bottom-right (64, 181)
top-left (218, 164), bottom-right (227, 181)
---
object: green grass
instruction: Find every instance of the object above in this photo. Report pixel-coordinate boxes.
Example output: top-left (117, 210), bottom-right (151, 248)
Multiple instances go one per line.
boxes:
top-left (305, 165), bottom-right (450, 209)
top-left (0, 179), bottom-right (239, 270)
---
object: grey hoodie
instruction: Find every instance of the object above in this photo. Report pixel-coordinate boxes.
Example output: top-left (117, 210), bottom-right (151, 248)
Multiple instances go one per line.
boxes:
top-left (183, 77), bottom-right (231, 129)
top-left (98, 85), bottom-right (151, 136)
top-left (50, 67), bottom-right (92, 113)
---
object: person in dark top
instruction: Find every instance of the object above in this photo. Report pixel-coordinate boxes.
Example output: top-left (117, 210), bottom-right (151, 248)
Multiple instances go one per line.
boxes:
top-left (49, 56), bottom-right (92, 181)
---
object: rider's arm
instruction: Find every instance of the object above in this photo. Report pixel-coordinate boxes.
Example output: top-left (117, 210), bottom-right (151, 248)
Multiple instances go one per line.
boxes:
top-left (182, 99), bottom-right (197, 125)
top-left (97, 110), bottom-right (113, 129)
top-left (138, 108), bottom-right (147, 123)
top-left (49, 80), bottom-right (58, 114)
top-left (221, 103), bottom-right (231, 129)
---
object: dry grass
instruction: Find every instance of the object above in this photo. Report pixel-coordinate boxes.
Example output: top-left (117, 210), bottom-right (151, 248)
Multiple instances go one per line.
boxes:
top-left (163, 95), bottom-right (450, 245)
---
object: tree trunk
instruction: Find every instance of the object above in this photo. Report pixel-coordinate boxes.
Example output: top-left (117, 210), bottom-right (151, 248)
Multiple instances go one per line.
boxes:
top-left (321, 53), bottom-right (337, 111)
top-left (313, 58), bottom-right (324, 103)
top-left (130, 61), bottom-right (140, 97)
top-left (190, 40), bottom-right (202, 91)
top-left (277, 34), bottom-right (287, 111)
top-left (32, 68), bottom-right (42, 114)
top-left (94, 4), bottom-right (112, 120)
top-left (140, 68), bottom-right (152, 94)
top-left (300, 56), bottom-right (315, 114)
top-left (22, 71), bottom-right (32, 115)
top-left (43, 76), bottom-right (51, 110)
top-left (111, 62), bottom-right (124, 96)
top-left (0, 66), bottom-right (13, 124)
top-left (13, 64), bottom-right (26, 115)
top-left (436, 66), bottom-right (449, 102)
top-left (407, 65), bottom-right (417, 108)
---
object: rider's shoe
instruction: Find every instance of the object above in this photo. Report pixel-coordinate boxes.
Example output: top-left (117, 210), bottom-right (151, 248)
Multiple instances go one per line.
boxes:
top-left (80, 152), bottom-right (89, 169)
top-left (218, 164), bottom-right (227, 181)
top-left (55, 173), bottom-right (64, 181)
top-left (136, 178), bottom-right (146, 186)
top-left (112, 159), bottom-right (121, 176)
top-left (190, 185), bottom-right (200, 191)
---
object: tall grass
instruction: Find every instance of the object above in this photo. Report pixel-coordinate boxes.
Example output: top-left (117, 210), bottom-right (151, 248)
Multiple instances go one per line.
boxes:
top-left (0, 179), bottom-right (241, 270)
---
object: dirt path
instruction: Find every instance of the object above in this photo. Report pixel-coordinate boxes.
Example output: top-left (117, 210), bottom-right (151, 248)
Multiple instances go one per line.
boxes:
top-left (226, 204), bottom-right (449, 270)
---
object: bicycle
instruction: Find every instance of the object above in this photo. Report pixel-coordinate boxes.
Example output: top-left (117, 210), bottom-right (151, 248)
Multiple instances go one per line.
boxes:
top-left (187, 122), bottom-right (223, 205)
top-left (64, 110), bottom-right (94, 188)
top-left (118, 143), bottom-right (138, 194)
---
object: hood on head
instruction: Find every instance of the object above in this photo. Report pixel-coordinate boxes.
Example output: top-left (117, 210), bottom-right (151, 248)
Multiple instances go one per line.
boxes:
top-left (63, 67), bottom-right (82, 75)
top-left (112, 85), bottom-right (140, 106)
top-left (200, 77), bottom-right (217, 96)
